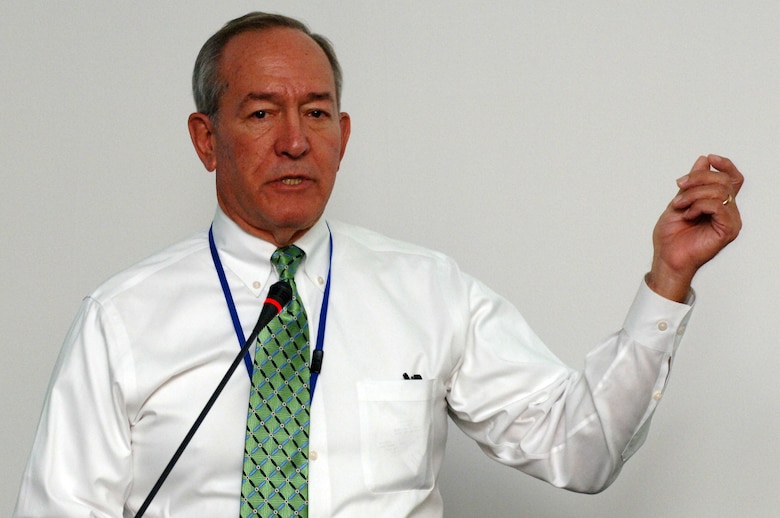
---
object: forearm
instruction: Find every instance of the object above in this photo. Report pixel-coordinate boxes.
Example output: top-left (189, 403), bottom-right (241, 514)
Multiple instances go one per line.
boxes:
top-left (449, 281), bottom-right (693, 492)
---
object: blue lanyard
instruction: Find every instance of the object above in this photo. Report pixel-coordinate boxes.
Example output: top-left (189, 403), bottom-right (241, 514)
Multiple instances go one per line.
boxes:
top-left (208, 224), bottom-right (332, 399)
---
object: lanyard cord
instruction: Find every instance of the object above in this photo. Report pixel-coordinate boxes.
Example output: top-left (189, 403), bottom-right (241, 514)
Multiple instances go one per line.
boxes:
top-left (208, 228), bottom-right (253, 377)
top-left (309, 228), bottom-right (332, 396)
top-left (208, 224), bottom-right (332, 398)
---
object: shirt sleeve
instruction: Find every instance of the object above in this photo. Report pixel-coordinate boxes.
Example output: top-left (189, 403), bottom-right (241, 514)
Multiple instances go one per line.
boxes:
top-left (13, 297), bottom-right (134, 518)
top-left (446, 278), bottom-right (693, 493)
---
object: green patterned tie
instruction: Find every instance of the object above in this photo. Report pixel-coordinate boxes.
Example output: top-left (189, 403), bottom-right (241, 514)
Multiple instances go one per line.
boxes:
top-left (241, 246), bottom-right (310, 517)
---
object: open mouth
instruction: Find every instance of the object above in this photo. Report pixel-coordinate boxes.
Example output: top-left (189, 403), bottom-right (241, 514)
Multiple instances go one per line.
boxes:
top-left (280, 178), bottom-right (304, 186)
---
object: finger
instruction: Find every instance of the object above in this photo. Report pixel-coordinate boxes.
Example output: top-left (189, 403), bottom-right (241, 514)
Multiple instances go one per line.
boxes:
top-left (689, 155), bottom-right (710, 173)
top-left (677, 156), bottom-right (713, 190)
top-left (677, 168), bottom-right (735, 194)
top-left (707, 154), bottom-right (745, 196)
top-left (677, 155), bottom-right (745, 196)
top-left (681, 196), bottom-right (742, 237)
top-left (672, 182), bottom-right (734, 210)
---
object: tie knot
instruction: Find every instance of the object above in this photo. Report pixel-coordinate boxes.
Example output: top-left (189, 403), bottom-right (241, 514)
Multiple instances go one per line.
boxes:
top-left (271, 245), bottom-right (305, 282)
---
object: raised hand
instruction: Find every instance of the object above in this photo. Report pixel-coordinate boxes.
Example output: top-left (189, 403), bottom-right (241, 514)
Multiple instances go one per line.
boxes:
top-left (647, 154), bottom-right (743, 302)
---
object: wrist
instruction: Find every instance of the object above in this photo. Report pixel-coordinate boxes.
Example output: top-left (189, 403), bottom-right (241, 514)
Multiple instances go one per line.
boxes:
top-left (646, 262), bottom-right (694, 303)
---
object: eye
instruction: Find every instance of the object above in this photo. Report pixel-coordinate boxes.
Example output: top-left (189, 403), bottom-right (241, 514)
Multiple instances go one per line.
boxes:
top-left (251, 110), bottom-right (268, 119)
top-left (309, 109), bottom-right (328, 119)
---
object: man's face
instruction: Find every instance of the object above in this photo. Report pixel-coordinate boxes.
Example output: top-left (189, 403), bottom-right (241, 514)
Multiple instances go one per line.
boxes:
top-left (190, 27), bottom-right (350, 245)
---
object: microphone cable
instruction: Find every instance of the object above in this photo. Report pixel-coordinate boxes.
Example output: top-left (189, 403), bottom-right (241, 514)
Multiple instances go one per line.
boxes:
top-left (134, 281), bottom-right (293, 517)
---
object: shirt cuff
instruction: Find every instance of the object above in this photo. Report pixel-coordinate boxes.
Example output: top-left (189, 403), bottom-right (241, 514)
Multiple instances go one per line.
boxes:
top-left (622, 280), bottom-right (695, 353)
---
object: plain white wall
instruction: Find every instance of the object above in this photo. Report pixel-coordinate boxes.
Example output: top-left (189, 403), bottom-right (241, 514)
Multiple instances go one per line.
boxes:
top-left (2, 1), bottom-right (777, 516)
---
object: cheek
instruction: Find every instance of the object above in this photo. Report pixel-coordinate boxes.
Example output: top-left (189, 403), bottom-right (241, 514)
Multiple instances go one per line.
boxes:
top-left (224, 140), bottom-right (253, 169)
top-left (316, 136), bottom-right (346, 174)
top-left (218, 143), bottom-right (264, 187)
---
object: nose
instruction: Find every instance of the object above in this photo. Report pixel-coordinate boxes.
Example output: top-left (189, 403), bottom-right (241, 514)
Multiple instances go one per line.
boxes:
top-left (275, 112), bottom-right (310, 159)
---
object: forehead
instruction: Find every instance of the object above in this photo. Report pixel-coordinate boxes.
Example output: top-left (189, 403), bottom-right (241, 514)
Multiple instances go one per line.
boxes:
top-left (218, 27), bottom-right (336, 98)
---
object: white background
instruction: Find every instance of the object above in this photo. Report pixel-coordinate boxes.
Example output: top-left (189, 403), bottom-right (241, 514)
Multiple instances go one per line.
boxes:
top-left (2, 1), bottom-right (778, 516)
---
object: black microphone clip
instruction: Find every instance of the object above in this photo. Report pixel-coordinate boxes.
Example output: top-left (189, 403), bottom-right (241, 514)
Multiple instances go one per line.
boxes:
top-left (311, 349), bottom-right (324, 373)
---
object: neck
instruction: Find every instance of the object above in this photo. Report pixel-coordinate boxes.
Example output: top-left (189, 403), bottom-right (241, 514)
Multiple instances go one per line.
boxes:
top-left (218, 205), bottom-right (315, 247)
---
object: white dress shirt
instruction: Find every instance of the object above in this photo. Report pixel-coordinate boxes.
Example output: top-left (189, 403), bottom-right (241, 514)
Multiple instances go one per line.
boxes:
top-left (13, 208), bottom-right (693, 517)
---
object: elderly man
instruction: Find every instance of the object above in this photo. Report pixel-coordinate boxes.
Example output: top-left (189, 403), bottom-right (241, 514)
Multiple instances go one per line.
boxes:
top-left (13, 12), bottom-right (742, 517)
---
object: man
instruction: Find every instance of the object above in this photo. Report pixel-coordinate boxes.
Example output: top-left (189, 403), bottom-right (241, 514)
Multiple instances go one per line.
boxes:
top-left (13, 12), bottom-right (743, 517)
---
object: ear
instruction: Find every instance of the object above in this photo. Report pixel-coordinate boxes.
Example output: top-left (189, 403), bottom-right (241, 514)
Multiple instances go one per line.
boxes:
top-left (188, 112), bottom-right (218, 172)
top-left (338, 112), bottom-right (351, 160)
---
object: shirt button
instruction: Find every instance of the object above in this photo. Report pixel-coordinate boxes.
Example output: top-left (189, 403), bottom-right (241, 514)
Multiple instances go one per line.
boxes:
top-left (252, 281), bottom-right (261, 290)
top-left (657, 320), bottom-right (669, 332)
top-left (317, 276), bottom-right (325, 286)
top-left (309, 450), bottom-right (319, 461)
top-left (676, 325), bottom-right (686, 335)
top-left (653, 391), bottom-right (663, 401)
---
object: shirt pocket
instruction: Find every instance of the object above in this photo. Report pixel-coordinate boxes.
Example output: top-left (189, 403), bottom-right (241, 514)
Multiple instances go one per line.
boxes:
top-left (356, 379), bottom-right (436, 493)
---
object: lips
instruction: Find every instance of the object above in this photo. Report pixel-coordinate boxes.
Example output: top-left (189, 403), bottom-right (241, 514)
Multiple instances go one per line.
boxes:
top-left (280, 178), bottom-right (304, 186)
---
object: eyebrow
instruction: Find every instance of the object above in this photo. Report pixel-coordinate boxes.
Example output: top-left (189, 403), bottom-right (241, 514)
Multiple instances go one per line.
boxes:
top-left (241, 91), bottom-right (335, 106)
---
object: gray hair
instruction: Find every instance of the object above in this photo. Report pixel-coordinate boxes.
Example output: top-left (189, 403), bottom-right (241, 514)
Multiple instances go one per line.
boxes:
top-left (192, 12), bottom-right (343, 118)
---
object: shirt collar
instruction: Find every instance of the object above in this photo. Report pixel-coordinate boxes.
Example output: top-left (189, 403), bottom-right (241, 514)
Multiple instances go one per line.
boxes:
top-left (211, 207), bottom-right (330, 298)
